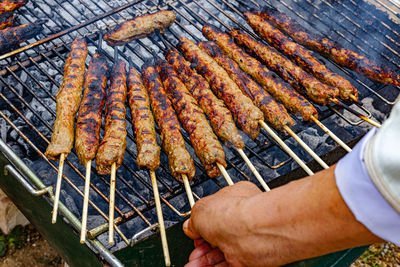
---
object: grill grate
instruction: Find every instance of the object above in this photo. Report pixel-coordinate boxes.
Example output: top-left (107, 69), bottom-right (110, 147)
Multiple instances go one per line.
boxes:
top-left (0, 0), bottom-right (399, 262)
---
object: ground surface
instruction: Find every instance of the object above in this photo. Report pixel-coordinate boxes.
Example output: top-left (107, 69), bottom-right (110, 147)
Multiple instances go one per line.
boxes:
top-left (0, 225), bottom-right (399, 266)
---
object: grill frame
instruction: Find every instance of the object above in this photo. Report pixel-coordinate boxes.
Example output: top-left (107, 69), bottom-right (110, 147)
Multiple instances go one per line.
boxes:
top-left (0, 0), bottom-right (399, 266)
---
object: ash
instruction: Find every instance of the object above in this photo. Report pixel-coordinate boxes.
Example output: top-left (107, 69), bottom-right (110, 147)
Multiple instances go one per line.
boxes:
top-left (0, 0), bottom-right (399, 254)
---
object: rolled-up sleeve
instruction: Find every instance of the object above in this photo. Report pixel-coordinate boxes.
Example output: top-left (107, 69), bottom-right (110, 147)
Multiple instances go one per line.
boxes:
top-left (335, 129), bottom-right (400, 246)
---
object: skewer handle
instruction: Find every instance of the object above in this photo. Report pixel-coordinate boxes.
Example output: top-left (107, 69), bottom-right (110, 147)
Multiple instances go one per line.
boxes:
top-left (52, 153), bottom-right (65, 224)
top-left (236, 148), bottom-right (270, 191)
top-left (284, 125), bottom-right (329, 170)
top-left (217, 163), bottom-right (234, 186)
top-left (150, 171), bottom-right (171, 267)
top-left (182, 175), bottom-right (195, 208)
top-left (80, 160), bottom-right (92, 243)
top-left (259, 121), bottom-right (314, 176)
top-left (311, 116), bottom-right (352, 153)
top-left (331, 98), bottom-right (381, 128)
top-left (109, 162), bottom-right (117, 245)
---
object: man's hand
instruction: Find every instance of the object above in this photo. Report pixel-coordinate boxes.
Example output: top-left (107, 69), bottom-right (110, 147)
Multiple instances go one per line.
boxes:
top-left (183, 166), bottom-right (382, 267)
top-left (183, 181), bottom-right (261, 266)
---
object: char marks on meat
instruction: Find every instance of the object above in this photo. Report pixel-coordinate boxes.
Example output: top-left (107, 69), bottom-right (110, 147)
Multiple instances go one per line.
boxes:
top-left (75, 52), bottom-right (108, 167)
top-left (199, 41), bottom-right (294, 130)
top-left (96, 60), bottom-right (128, 175)
top-left (142, 62), bottom-right (195, 182)
top-left (104, 10), bottom-right (176, 46)
top-left (0, 22), bottom-right (41, 54)
top-left (179, 36), bottom-right (263, 139)
top-left (202, 25), bottom-right (317, 122)
top-left (230, 28), bottom-right (339, 105)
top-left (45, 38), bottom-right (88, 161)
top-left (257, 7), bottom-right (400, 86)
top-left (127, 67), bottom-right (161, 171)
top-left (165, 48), bottom-right (244, 149)
top-left (158, 60), bottom-right (226, 178)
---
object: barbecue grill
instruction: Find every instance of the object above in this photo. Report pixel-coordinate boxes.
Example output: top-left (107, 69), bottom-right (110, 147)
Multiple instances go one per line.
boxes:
top-left (0, 0), bottom-right (398, 266)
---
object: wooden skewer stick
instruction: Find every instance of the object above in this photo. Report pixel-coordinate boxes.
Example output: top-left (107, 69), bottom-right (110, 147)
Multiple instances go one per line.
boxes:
top-left (259, 121), bottom-right (314, 176)
top-left (310, 116), bottom-right (352, 153)
top-left (80, 160), bottom-right (92, 243)
top-left (52, 153), bottom-right (65, 224)
top-left (236, 148), bottom-right (270, 191)
top-left (150, 171), bottom-right (171, 267)
top-left (182, 174), bottom-right (195, 208)
top-left (217, 163), bottom-right (234, 186)
top-left (283, 125), bottom-right (329, 169)
top-left (109, 162), bottom-right (117, 245)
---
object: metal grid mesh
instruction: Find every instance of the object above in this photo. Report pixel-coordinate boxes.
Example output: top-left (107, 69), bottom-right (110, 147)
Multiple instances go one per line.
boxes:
top-left (0, 0), bottom-right (399, 257)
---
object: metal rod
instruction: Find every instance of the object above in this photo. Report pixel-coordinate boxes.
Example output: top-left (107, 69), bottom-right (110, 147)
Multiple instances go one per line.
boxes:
top-left (310, 116), bottom-right (352, 153)
top-left (217, 163), bottom-right (234, 186)
top-left (284, 126), bottom-right (329, 169)
top-left (150, 171), bottom-right (171, 267)
top-left (80, 160), bottom-right (92, 243)
top-left (52, 153), bottom-right (65, 224)
top-left (259, 121), bottom-right (314, 176)
top-left (331, 98), bottom-right (382, 128)
top-left (182, 175), bottom-right (195, 208)
top-left (236, 148), bottom-right (270, 191)
top-left (109, 162), bottom-right (117, 245)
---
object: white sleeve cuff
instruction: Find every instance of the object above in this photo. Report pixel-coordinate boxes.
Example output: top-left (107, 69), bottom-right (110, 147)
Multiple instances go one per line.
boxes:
top-left (335, 129), bottom-right (400, 246)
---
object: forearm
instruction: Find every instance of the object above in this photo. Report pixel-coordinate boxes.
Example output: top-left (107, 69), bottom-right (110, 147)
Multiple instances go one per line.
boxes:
top-left (240, 165), bottom-right (382, 264)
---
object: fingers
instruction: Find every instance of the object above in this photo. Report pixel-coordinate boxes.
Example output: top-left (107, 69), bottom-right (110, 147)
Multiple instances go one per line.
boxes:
top-left (185, 245), bottom-right (226, 267)
top-left (183, 218), bottom-right (201, 240)
top-left (194, 238), bottom-right (207, 248)
top-left (216, 181), bottom-right (261, 197)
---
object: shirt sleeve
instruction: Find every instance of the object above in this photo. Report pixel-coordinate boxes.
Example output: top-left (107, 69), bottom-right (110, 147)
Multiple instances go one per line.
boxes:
top-left (335, 128), bottom-right (400, 246)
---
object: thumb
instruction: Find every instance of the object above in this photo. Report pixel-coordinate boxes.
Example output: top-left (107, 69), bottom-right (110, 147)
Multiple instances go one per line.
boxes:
top-left (183, 218), bottom-right (201, 240)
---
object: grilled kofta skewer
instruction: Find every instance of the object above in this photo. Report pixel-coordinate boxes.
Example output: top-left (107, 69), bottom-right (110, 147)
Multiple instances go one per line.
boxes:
top-left (202, 26), bottom-right (318, 122)
top-left (127, 67), bottom-right (161, 171)
top-left (45, 38), bottom-right (88, 161)
top-left (0, 0), bottom-right (27, 14)
top-left (165, 48), bottom-right (244, 149)
top-left (157, 60), bottom-right (227, 178)
top-left (104, 11), bottom-right (176, 46)
top-left (0, 22), bottom-right (41, 54)
top-left (179, 37), bottom-right (264, 140)
top-left (0, 11), bottom-right (15, 30)
top-left (257, 7), bottom-right (400, 86)
top-left (75, 52), bottom-right (108, 167)
top-left (96, 60), bottom-right (128, 175)
top-left (199, 41), bottom-right (294, 130)
top-left (244, 13), bottom-right (357, 101)
top-left (142, 62), bottom-right (195, 182)
top-left (230, 29), bottom-right (340, 104)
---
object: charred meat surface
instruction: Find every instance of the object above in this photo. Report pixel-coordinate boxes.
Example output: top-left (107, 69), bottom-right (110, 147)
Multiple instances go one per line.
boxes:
top-left (244, 12), bottom-right (356, 101)
top-left (45, 38), bottom-right (88, 161)
top-left (165, 48), bottom-right (244, 149)
top-left (75, 52), bottom-right (108, 167)
top-left (142, 62), bottom-right (195, 182)
top-left (0, 0), bottom-right (27, 14)
top-left (0, 11), bottom-right (15, 30)
top-left (199, 41), bottom-right (294, 130)
top-left (104, 10), bottom-right (176, 46)
top-left (202, 25), bottom-right (318, 121)
top-left (158, 60), bottom-right (226, 178)
top-left (127, 67), bottom-right (161, 171)
top-left (179, 36), bottom-right (264, 139)
top-left (230, 28), bottom-right (339, 105)
top-left (257, 7), bottom-right (400, 86)
top-left (0, 22), bottom-right (41, 54)
top-left (96, 60), bottom-right (127, 175)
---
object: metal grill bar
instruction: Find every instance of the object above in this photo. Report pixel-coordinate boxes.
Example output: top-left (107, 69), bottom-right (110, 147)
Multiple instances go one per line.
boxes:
top-left (0, 0), bottom-right (398, 263)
